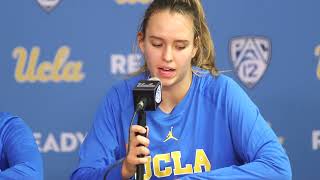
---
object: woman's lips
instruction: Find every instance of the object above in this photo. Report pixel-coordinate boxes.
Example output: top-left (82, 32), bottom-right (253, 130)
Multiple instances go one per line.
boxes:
top-left (158, 67), bottom-right (176, 78)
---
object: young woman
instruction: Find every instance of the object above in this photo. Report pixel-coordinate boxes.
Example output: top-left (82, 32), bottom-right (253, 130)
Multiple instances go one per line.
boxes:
top-left (72, 0), bottom-right (292, 179)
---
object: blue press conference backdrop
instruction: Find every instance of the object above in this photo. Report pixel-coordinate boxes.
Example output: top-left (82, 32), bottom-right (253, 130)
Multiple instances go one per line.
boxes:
top-left (0, 0), bottom-right (319, 179)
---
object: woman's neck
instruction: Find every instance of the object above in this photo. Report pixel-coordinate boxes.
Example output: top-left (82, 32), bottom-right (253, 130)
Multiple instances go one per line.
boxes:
top-left (159, 74), bottom-right (192, 114)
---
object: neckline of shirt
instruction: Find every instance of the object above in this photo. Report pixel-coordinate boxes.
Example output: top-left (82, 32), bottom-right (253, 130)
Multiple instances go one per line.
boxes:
top-left (149, 73), bottom-right (197, 120)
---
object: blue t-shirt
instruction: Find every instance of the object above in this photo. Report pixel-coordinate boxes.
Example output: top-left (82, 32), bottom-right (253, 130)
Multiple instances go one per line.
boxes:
top-left (72, 71), bottom-right (291, 180)
top-left (0, 112), bottom-right (43, 180)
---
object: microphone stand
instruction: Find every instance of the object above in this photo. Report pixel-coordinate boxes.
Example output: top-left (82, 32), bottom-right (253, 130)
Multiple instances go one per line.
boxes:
top-left (136, 110), bottom-right (146, 180)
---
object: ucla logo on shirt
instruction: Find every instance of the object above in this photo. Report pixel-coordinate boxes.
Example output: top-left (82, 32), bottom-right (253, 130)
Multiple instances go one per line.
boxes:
top-left (229, 36), bottom-right (271, 88)
top-left (12, 46), bottom-right (85, 83)
top-left (314, 44), bottom-right (320, 80)
top-left (115, 0), bottom-right (152, 5)
top-left (36, 0), bottom-right (62, 12)
top-left (143, 149), bottom-right (211, 179)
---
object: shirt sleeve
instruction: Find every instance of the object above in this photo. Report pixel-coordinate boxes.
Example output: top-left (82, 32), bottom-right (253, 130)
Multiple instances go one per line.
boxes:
top-left (71, 87), bottom-right (126, 180)
top-left (0, 116), bottom-right (43, 180)
top-left (181, 78), bottom-right (292, 180)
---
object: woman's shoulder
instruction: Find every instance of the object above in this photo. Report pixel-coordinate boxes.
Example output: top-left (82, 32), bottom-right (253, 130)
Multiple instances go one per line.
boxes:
top-left (0, 112), bottom-right (26, 133)
top-left (101, 73), bottom-right (146, 108)
top-left (0, 112), bottom-right (15, 125)
top-left (193, 69), bottom-right (246, 103)
top-left (194, 69), bottom-right (237, 91)
top-left (0, 112), bottom-right (11, 120)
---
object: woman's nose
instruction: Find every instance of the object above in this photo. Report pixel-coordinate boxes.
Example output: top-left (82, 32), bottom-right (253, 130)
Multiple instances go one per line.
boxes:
top-left (163, 46), bottom-right (173, 63)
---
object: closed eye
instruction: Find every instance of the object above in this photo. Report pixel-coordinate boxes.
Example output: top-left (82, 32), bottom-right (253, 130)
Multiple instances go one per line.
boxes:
top-left (175, 41), bottom-right (189, 50)
top-left (176, 45), bottom-right (186, 50)
top-left (152, 43), bottom-right (163, 48)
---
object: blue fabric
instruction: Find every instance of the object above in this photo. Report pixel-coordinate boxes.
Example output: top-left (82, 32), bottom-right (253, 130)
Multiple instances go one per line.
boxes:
top-left (0, 112), bottom-right (43, 180)
top-left (71, 70), bottom-right (292, 180)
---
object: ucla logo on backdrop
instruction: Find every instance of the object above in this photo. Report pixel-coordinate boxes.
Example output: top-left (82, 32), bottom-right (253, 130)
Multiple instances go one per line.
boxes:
top-left (12, 46), bottom-right (85, 83)
top-left (229, 36), bottom-right (271, 88)
top-left (110, 53), bottom-right (143, 75)
top-left (314, 44), bottom-right (320, 80)
top-left (36, 0), bottom-right (61, 12)
top-left (115, 0), bottom-right (152, 5)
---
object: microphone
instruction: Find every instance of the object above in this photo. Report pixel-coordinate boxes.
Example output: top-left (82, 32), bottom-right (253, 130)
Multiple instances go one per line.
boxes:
top-left (132, 77), bottom-right (161, 180)
top-left (133, 77), bottom-right (162, 111)
top-left (104, 78), bottom-right (162, 180)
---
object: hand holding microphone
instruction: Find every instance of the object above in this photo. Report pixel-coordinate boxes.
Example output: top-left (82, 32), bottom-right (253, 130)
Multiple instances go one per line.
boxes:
top-left (122, 125), bottom-right (150, 179)
top-left (122, 77), bottom-right (162, 180)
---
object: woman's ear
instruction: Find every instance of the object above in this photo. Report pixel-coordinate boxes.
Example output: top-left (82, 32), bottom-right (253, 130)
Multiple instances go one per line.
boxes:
top-left (137, 32), bottom-right (145, 54)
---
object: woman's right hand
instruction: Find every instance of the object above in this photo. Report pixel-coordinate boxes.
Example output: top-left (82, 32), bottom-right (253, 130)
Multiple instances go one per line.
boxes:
top-left (122, 125), bottom-right (150, 179)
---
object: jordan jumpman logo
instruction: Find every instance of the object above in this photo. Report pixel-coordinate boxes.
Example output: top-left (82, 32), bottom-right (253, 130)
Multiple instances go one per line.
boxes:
top-left (163, 127), bottom-right (178, 142)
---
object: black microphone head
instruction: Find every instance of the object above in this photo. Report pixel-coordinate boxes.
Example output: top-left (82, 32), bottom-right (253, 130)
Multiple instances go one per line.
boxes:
top-left (133, 77), bottom-right (162, 111)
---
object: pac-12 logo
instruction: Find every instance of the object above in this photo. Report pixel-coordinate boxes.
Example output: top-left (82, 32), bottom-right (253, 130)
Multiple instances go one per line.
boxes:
top-left (36, 0), bottom-right (61, 12)
top-left (229, 36), bottom-right (271, 88)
